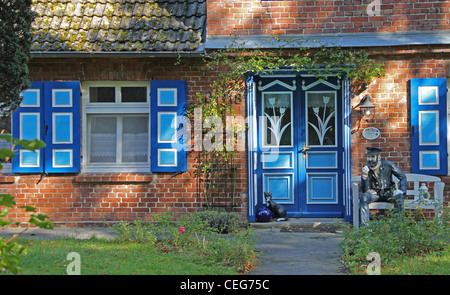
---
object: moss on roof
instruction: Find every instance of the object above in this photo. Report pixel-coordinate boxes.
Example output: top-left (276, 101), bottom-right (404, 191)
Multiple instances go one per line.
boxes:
top-left (31, 0), bottom-right (206, 52)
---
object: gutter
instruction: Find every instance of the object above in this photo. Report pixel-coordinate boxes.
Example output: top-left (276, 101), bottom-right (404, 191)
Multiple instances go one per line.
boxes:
top-left (31, 44), bottom-right (206, 58)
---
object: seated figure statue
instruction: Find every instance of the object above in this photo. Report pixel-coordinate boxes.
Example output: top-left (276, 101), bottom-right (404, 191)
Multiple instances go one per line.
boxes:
top-left (360, 147), bottom-right (406, 225)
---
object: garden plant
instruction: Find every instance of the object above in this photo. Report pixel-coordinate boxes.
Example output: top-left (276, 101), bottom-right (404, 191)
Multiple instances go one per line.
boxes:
top-left (0, 135), bottom-right (51, 274)
top-left (339, 206), bottom-right (449, 274)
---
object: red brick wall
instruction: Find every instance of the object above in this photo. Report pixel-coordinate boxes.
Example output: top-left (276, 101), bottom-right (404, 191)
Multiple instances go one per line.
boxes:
top-left (351, 45), bottom-right (449, 175)
top-left (205, 0), bottom-right (450, 214)
top-left (351, 45), bottom-right (450, 210)
top-left (207, 0), bottom-right (450, 36)
top-left (0, 57), bottom-right (248, 226)
top-left (1, 50), bottom-right (449, 225)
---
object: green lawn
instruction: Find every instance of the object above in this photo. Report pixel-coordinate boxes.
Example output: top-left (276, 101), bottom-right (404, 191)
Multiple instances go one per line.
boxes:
top-left (10, 235), bottom-right (450, 275)
top-left (380, 247), bottom-right (450, 275)
top-left (339, 212), bottom-right (450, 275)
top-left (15, 237), bottom-right (237, 275)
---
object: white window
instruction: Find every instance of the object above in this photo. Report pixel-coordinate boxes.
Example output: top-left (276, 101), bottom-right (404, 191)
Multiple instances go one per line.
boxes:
top-left (82, 82), bottom-right (150, 173)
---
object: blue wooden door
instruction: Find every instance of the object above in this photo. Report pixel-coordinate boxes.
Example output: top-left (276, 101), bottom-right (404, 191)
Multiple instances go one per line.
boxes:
top-left (256, 75), bottom-right (345, 218)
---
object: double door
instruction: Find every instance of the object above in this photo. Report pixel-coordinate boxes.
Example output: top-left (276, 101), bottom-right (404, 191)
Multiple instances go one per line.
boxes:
top-left (256, 76), bottom-right (345, 217)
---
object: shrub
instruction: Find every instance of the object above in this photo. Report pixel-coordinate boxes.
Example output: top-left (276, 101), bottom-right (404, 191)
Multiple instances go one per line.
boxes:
top-left (190, 210), bottom-right (241, 234)
top-left (339, 209), bottom-right (449, 273)
top-left (0, 135), bottom-right (50, 274)
top-left (112, 210), bottom-right (256, 273)
top-left (112, 219), bottom-right (157, 244)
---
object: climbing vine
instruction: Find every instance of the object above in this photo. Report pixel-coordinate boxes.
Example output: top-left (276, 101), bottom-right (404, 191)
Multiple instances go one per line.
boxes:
top-left (190, 35), bottom-right (385, 153)
top-left (187, 36), bottom-right (385, 208)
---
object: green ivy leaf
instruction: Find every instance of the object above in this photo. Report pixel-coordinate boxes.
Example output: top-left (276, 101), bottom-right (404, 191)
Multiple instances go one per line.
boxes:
top-left (0, 218), bottom-right (12, 226)
top-left (0, 194), bottom-right (16, 208)
top-left (20, 205), bottom-right (36, 212)
top-left (0, 134), bottom-right (13, 143)
top-left (28, 214), bottom-right (53, 229)
top-left (14, 138), bottom-right (46, 151)
top-left (0, 148), bottom-right (15, 160)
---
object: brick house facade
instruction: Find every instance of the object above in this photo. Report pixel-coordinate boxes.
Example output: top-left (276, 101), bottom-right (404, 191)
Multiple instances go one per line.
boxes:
top-left (1, 0), bottom-right (449, 225)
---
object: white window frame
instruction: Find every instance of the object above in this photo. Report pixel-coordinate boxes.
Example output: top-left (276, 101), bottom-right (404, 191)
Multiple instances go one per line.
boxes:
top-left (82, 81), bottom-right (150, 173)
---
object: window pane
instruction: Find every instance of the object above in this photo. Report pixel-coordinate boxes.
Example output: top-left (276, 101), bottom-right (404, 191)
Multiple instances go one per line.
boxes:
top-left (121, 87), bottom-right (147, 103)
top-left (89, 116), bottom-right (117, 163)
top-left (89, 87), bottom-right (115, 103)
top-left (122, 116), bottom-right (149, 163)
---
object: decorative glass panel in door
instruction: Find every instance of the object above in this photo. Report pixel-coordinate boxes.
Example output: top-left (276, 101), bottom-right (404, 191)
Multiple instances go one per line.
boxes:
top-left (262, 92), bottom-right (293, 147)
top-left (306, 92), bottom-right (336, 146)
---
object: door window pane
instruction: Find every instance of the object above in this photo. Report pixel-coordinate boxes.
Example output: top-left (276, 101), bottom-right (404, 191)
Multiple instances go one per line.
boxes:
top-left (307, 92), bottom-right (336, 146)
top-left (122, 116), bottom-right (149, 162)
top-left (262, 92), bottom-right (292, 147)
top-left (89, 116), bottom-right (117, 163)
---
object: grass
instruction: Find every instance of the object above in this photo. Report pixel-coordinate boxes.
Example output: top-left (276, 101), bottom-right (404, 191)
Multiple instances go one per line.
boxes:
top-left (3, 210), bottom-right (257, 275)
top-left (380, 247), bottom-right (450, 275)
top-left (343, 244), bottom-right (450, 275)
top-left (339, 209), bottom-right (450, 275)
top-left (15, 237), bottom-right (237, 275)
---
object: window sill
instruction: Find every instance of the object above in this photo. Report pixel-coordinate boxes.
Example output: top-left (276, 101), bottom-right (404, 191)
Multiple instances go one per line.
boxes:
top-left (75, 173), bottom-right (153, 184)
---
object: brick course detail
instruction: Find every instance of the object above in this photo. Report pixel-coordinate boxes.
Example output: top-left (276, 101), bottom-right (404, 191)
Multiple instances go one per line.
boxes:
top-left (206, 0), bottom-right (450, 36)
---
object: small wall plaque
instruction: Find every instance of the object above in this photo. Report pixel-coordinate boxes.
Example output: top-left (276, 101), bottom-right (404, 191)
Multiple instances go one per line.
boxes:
top-left (362, 127), bottom-right (380, 140)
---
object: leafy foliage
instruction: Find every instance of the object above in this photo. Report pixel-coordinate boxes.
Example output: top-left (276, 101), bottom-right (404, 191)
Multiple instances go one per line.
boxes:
top-left (0, 0), bottom-right (36, 114)
top-left (187, 36), bottom-right (385, 207)
top-left (202, 36), bottom-right (385, 93)
top-left (112, 210), bottom-right (256, 273)
top-left (0, 135), bottom-right (51, 274)
top-left (192, 209), bottom-right (240, 234)
top-left (339, 209), bottom-right (449, 274)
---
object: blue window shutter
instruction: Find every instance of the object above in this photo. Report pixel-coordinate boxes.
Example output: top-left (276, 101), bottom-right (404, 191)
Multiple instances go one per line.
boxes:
top-left (150, 80), bottom-right (187, 173)
top-left (411, 78), bottom-right (447, 175)
top-left (12, 81), bottom-right (45, 173)
top-left (12, 81), bottom-right (80, 174)
top-left (44, 81), bottom-right (81, 173)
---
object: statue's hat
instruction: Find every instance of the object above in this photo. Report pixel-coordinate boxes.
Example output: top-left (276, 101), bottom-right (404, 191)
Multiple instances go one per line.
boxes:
top-left (366, 147), bottom-right (382, 155)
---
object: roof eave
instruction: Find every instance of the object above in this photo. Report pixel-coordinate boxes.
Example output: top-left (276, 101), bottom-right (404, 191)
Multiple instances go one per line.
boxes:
top-left (30, 46), bottom-right (205, 58)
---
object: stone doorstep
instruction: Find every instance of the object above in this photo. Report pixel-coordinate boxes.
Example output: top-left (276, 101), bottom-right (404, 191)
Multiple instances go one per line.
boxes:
top-left (249, 218), bottom-right (345, 230)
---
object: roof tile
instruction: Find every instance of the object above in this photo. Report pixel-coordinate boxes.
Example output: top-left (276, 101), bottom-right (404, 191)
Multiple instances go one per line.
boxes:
top-left (31, 0), bottom-right (206, 52)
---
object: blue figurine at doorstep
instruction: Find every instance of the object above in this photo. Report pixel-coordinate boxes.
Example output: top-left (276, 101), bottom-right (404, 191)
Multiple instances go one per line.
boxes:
top-left (360, 147), bottom-right (406, 225)
top-left (256, 205), bottom-right (273, 222)
top-left (264, 192), bottom-right (288, 222)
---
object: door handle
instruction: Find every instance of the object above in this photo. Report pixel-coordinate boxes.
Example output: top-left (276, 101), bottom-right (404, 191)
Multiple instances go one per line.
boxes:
top-left (301, 142), bottom-right (310, 159)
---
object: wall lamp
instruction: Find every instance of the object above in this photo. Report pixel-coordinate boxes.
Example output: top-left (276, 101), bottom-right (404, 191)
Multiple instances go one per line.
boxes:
top-left (354, 95), bottom-right (375, 122)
